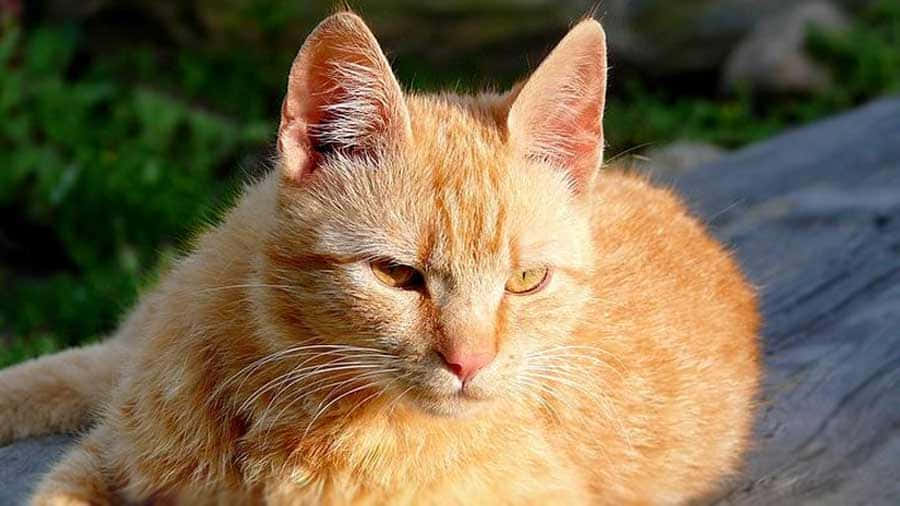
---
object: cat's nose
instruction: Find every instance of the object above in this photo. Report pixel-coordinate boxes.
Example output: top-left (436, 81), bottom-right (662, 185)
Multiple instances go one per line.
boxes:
top-left (436, 348), bottom-right (496, 383)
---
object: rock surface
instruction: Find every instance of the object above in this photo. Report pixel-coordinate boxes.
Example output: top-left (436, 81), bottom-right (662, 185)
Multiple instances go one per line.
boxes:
top-left (667, 98), bottom-right (900, 505)
top-left (1, 99), bottom-right (899, 505)
top-left (722, 1), bottom-right (850, 93)
top-left (0, 434), bottom-right (72, 504)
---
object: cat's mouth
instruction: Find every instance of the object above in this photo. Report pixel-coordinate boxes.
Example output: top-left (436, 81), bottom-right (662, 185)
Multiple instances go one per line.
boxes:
top-left (378, 361), bottom-right (500, 417)
top-left (401, 382), bottom-right (494, 417)
top-left (414, 395), bottom-right (488, 417)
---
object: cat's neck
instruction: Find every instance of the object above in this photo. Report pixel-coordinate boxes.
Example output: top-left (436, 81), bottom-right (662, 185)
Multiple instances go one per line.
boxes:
top-left (240, 390), bottom-right (539, 491)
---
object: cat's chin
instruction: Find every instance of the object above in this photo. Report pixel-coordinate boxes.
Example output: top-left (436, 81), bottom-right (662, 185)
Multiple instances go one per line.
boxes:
top-left (405, 391), bottom-right (492, 418)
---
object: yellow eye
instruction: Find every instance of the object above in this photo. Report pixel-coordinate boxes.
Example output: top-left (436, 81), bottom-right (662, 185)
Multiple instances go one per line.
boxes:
top-left (370, 261), bottom-right (423, 289)
top-left (505, 266), bottom-right (550, 295)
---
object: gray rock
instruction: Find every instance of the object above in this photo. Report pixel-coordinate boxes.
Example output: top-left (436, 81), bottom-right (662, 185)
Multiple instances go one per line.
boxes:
top-left (2, 99), bottom-right (900, 505)
top-left (601, 0), bottom-right (870, 75)
top-left (602, 0), bottom-right (779, 74)
top-left (0, 434), bottom-right (73, 505)
top-left (665, 98), bottom-right (900, 504)
top-left (633, 141), bottom-right (728, 176)
top-left (722, 1), bottom-right (850, 93)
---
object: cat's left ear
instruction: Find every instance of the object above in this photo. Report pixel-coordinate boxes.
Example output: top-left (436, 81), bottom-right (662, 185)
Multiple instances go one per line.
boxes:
top-left (507, 19), bottom-right (607, 193)
top-left (278, 12), bottom-right (411, 184)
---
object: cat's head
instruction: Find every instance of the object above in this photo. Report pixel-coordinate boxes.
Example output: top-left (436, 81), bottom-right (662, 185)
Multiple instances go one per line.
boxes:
top-left (259, 12), bottom-right (607, 416)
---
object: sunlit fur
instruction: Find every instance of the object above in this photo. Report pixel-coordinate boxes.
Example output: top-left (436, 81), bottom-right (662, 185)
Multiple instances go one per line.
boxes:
top-left (0, 13), bottom-right (760, 506)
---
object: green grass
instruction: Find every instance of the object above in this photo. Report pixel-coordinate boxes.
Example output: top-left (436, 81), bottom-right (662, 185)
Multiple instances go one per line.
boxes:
top-left (1, 0), bottom-right (899, 366)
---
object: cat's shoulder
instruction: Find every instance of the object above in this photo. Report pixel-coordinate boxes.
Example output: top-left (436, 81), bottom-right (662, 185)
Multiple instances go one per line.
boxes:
top-left (590, 166), bottom-right (699, 228)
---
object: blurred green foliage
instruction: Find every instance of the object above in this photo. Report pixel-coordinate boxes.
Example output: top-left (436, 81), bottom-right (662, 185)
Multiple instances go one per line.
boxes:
top-left (0, 24), bottom-right (271, 365)
top-left (1, 0), bottom-right (899, 366)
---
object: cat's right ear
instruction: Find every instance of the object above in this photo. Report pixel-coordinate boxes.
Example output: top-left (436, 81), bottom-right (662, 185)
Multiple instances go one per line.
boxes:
top-left (278, 12), bottom-right (411, 184)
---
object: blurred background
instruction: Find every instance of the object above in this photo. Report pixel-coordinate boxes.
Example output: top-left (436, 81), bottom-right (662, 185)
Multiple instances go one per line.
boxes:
top-left (0, 0), bottom-right (898, 366)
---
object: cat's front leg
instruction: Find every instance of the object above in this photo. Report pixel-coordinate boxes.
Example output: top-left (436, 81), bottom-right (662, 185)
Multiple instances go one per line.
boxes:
top-left (29, 425), bottom-right (118, 506)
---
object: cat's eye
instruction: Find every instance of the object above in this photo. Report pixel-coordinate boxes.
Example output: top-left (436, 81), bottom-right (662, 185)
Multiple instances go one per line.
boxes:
top-left (370, 261), bottom-right (424, 290)
top-left (505, 266), bottom-right (550, 295)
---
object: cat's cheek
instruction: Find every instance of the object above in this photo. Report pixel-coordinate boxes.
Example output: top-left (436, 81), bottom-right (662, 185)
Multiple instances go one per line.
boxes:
top-left (496, 284), bottom-right (594, 391)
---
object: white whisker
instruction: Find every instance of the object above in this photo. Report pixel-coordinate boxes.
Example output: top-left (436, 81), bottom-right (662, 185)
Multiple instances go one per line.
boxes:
top-left (240, 362), bottom-right (385, 412)
top-left (302, 382), bottom-right (377, 439)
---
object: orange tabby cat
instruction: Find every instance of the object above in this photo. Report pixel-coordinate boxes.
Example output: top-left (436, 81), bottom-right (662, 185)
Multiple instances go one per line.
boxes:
top-left (0, 12), bottom-right (760, 506)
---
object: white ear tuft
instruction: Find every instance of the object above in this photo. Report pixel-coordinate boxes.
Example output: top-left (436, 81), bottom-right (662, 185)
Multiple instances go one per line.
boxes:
top-left (278, 12), bottom-right (411, 184)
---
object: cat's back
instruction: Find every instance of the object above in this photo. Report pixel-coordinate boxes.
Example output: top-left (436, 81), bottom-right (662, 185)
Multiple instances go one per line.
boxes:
top-left (588, 168), bottom-right (758, 328)
top-left (566, 169), bottom-right (761, 504)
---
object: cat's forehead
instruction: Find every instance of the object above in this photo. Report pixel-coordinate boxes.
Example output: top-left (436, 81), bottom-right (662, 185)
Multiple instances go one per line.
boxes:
top-left (402, 95), bottom-right (515, 266)
top-left (396, 94), bottom-right (573, 272)
top-left (404, 94), bottom-right (509, 164)
top-left (304, 94), bottom-right (580, 272)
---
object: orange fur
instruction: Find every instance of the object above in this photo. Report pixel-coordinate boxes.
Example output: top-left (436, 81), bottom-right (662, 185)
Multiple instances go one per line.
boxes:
top-left (0, 12), bottom-right (760, 506)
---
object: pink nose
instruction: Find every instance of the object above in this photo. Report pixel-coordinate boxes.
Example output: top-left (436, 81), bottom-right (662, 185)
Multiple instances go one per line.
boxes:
top-left (436, 348), bottom-right (496, 382)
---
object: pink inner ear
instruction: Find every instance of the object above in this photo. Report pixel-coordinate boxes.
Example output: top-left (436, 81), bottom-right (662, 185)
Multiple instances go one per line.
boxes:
top-left (277, 13), bottom-right (410, 184)
top-left (507, 19), bottom-right (608, 193)
top-left (277, 98), bottom-right (315, 180)
top-left (530, 66), bottom-right (604, 187)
